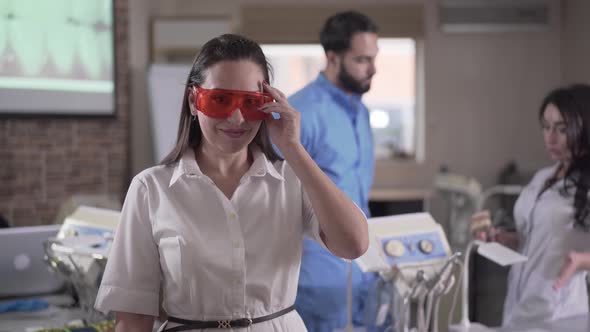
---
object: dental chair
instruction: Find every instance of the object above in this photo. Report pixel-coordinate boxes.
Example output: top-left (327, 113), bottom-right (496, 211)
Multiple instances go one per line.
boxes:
top-left (428, 164), bottom-right (528, 327)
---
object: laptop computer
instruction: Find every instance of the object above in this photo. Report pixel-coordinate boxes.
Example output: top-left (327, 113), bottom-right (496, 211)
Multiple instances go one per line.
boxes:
top-left (0, 224), bottom-right (66, 298)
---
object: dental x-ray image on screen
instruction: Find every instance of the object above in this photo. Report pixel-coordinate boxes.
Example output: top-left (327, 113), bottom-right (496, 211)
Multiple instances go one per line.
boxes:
top-left (0, 0), bottom-right (114, 115)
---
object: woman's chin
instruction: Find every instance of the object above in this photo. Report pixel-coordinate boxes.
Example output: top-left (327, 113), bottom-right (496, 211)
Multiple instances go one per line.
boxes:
top-left (548, 154), bottom-right (572, 165)
top-left (215, 139), bottom-right (252, 154)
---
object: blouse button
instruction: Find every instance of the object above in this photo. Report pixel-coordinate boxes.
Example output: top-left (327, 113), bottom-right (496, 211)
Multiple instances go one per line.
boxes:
top-left (229, 212), bottom-right (237, 220)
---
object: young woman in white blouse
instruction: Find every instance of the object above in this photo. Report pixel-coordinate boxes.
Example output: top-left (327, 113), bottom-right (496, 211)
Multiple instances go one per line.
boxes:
top-left (472, 84), bottom-right (590, 327)
top-left (94, 34), bottom-right (369, 332)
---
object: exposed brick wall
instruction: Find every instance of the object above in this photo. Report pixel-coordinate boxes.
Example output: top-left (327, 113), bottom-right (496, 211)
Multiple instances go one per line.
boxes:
top-left (0, 0), bottom-right (130, 227)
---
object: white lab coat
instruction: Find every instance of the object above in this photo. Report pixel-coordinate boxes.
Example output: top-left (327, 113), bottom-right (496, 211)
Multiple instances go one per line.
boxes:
top-left (503, 164), bottom-right (590, 326)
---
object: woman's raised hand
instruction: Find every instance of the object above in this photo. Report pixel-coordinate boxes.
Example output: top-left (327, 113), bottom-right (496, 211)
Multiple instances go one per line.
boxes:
top-left (258, 81), bottom-right (301, 155)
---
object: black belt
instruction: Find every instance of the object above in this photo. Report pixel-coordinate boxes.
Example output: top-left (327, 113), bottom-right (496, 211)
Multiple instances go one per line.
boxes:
top-left (161, 305), bottom-right (295, 331)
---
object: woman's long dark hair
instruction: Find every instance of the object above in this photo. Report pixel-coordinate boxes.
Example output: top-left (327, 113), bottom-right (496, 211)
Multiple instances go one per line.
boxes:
top-left (539, 84), bottom-right (590, 230)
top-left (161, 34), bottom-right (282, 166)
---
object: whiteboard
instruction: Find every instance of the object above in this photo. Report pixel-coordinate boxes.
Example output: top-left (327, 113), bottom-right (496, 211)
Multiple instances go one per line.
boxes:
top-left (147, 64), bottom-right (191, 163)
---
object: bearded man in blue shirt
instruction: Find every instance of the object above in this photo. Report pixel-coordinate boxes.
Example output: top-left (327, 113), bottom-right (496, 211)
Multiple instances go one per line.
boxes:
top-left (288, 11), bottom-right (379, 332)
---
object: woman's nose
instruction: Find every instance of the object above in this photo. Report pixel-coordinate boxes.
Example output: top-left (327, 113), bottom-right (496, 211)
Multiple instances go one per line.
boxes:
top-left (545, 129), bottom-right (558, 143)
top-left (227, 107), bottom-right (246, 124)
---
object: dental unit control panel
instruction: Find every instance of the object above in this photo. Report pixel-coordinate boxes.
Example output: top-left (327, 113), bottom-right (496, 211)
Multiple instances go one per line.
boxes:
top-left (354, 213), bottom-right (459, 332)
top-left (356, 212), bottom-right (453, 279)
top-left (382, 232), bottom-right (447, 265)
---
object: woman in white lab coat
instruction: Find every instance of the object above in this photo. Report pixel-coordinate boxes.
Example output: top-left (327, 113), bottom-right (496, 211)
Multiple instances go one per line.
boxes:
top-left (94, 34), bottom-right (369, 332)
top-left (473, 84), bottom-right (590, 327)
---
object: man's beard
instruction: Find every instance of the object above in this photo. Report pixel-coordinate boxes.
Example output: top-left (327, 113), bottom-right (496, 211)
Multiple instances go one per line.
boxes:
top-left (338, 62), bottom-right (372, 95)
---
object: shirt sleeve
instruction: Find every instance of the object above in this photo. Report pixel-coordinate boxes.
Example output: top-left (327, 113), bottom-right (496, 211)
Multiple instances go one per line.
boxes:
top-left (290, 94), bottom-right (319, 158)
top-left (299, 111), bottom-right (316, 157)
top-left (94, 177), bottom-right (161, 316)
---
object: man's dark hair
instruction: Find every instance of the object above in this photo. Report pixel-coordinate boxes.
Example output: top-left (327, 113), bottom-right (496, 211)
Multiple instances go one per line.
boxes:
top-left (320, 11), bottom-right (378, 54)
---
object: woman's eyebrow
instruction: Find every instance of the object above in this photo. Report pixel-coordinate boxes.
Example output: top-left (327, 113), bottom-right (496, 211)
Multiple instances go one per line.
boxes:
top-left (542, 119), bottom-right (566, 126)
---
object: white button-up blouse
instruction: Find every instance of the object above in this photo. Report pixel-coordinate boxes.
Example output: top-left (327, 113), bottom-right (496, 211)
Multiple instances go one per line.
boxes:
top-left (95, 147), bottom-right (326, 331)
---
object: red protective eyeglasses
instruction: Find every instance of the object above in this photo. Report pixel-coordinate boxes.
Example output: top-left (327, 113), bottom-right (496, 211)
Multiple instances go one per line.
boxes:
top-left (191, 86), bottom-right (273, 121)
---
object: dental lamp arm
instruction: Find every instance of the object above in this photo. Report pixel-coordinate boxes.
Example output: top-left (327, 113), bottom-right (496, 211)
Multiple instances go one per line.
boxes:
top-left (476, 185), bottom-right (523, 211)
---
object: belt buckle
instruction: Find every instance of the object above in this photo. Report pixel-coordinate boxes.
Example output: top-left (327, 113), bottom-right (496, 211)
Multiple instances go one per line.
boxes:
top-left (217, 320), bottom-right (231, 328)
top-left (236, 318), bottom-right (252, 327)
top-left (220, 318), bottom-right (252, 328)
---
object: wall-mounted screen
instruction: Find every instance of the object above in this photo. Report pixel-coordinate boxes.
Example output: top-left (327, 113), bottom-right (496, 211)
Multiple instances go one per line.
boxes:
top-left (0, 0), bottom-right (115, 116)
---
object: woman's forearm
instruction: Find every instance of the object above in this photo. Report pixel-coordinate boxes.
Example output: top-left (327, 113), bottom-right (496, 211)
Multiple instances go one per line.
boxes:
top-left (282, 143), bottom-right (369, 259)
top-left (115, 312), bottom-right (155, 332)
top-left (554, 251), bottom-right (590, 289)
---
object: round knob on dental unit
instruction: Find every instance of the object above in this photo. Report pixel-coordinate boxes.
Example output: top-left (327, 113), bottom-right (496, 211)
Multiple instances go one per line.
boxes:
top-left (418, 240), bottom-right (434, 254)
top-left (385, 240), bottom-right (405, 258)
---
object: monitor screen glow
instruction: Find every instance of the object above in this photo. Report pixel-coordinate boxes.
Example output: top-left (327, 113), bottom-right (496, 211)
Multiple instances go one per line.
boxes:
top-left (0, 0), bottom-right (115, 115)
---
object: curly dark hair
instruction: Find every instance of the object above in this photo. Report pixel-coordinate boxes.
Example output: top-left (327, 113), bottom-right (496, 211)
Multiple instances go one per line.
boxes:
top-left (539, 84), bottom-right (590, 230)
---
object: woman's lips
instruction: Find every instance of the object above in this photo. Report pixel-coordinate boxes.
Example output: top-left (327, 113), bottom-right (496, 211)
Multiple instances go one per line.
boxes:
top-left (220, 128), bottom-right (248, 138)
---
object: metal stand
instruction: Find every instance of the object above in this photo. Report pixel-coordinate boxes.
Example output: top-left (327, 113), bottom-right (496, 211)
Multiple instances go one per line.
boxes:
top-left (44, 238), bottom-right (111, 324)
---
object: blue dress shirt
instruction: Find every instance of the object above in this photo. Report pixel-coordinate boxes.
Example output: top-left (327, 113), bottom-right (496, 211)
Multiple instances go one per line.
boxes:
top-left (289, 73), bottom-right (375, 332)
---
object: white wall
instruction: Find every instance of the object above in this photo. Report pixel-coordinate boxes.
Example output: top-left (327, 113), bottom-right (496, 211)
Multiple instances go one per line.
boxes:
top-left (562, 0), bottom-right (590, 85)
top-left (379, 0), bottom-right (560, 189)
top-left (128, 0), bottom-right (564, 190)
